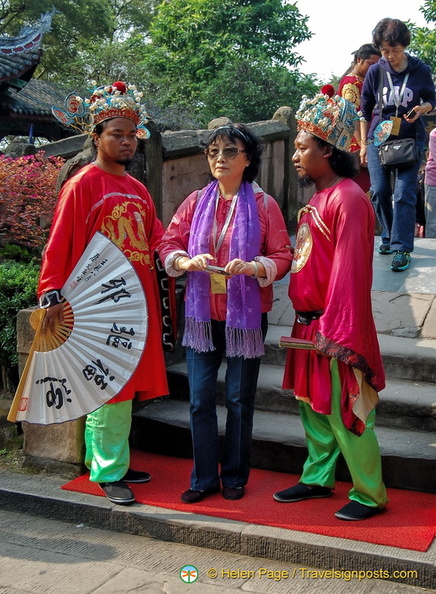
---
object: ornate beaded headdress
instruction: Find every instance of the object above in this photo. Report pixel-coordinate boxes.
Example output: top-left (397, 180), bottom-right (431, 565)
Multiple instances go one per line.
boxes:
top-left (295, 85), bottom-right (360, 152)
top-left (52, 81), bottom-right (151, 138)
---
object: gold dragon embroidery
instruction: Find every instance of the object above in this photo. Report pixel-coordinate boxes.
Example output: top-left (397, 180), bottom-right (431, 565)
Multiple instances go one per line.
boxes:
top-left (101, 201), bottom-right (153, 268)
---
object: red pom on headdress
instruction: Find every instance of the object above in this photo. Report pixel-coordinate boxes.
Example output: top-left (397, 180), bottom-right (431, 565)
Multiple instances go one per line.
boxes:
top-left (321, 84), bottom-right (335, 98)
top-left (112, 81), bottom-right (127, 94)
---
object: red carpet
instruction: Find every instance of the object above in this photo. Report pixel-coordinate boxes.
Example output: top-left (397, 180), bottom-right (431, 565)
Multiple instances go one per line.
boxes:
top-left (62, 450), bottom-right (436, 552)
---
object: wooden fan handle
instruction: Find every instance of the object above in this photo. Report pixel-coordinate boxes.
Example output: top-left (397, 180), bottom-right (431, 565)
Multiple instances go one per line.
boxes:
top-left (7, 309), bottom-right (46, 423)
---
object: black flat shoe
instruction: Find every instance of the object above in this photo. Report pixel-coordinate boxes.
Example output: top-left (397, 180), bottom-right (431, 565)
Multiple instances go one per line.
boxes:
top-left (180, 487), bottom-right (220, 503)
top-left (335, 500), bottom-right (384, 521)
top-left (122, 469), bottom-right (151, 483)
top-left (99, 481), bottom-right (135, 505)
top-left (222, 486), bottom-right (245, 500)
top-left (273, 482), bottom-right (332, 503)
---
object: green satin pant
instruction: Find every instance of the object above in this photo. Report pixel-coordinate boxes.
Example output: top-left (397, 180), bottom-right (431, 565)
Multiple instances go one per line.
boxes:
top-left (84, 400), bottom-right (132, 483)
top-left (299, 359), bottom-right (388, 508)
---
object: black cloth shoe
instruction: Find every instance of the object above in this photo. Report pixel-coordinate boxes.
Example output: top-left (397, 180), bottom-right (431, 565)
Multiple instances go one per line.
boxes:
top-left (335, 500), bottom-right (384, 521)
top-left (180, 487), bottom-right (220, 503)
top-left (222, 486), bottom-right (245, 500)
top-left (122, 469), bottom-right (151, 483)
top-left (99, 481), bottom-right (135, 505)
top-left (273, 482), bottom-right (332, 503)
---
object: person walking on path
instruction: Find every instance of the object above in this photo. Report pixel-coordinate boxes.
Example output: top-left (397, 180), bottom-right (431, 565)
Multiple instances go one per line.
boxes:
top-left (360, 18), bottom-right (435, 271)
top-left (274, 91), bottom-right (388, 521)
top-left (39, 81), bottom-right (169, 505)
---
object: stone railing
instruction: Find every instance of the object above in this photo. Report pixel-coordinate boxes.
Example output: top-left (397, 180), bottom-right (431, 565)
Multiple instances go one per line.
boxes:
top-left (41, 107), bottom-right (301, 230)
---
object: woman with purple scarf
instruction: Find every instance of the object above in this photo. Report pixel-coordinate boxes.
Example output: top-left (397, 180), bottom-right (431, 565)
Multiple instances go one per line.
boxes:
top-left (159, 124), bottom-right (292, 503)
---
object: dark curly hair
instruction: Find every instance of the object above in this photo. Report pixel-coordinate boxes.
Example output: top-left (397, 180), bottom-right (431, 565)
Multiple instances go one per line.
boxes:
top-left (203, 123), bottom-right (263, 183)
top-left (314, 137), bottom-right (359, 179)
top-left (372, 18), bottom-right (411, 49)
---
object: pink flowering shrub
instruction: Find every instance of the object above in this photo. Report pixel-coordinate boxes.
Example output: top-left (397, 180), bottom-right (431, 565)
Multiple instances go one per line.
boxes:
top-left (0, 152), bottom-right (64, 253)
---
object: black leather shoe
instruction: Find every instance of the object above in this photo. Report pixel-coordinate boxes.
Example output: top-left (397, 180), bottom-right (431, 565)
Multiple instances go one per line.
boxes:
top-left (222, 486), bottom-right (245, 500)
top-left (99, 481), bottom-right (135, 505)
top-left (180, 487), bottom-right (220, 503)
top-left (335, 501), bottom-right (384, 521)
top-left (273, 482), bottom-right (332, 503)
top-left (122, 469), bottom-right (151, 483)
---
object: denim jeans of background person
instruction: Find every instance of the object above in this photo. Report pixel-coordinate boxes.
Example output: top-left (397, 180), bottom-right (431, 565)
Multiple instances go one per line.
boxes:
top-left (367, 140), bottom-right (424, 252)
top-left (360, 17), bottom-right (435, 271)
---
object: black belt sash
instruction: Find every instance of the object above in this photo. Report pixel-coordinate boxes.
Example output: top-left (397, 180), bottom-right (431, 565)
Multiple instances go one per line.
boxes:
top-left (296, 310), bottom-right (324, 325)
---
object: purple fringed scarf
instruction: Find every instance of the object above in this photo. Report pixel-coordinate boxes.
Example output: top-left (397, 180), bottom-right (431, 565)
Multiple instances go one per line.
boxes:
top-left (183, 179), bottom-right (264, 358)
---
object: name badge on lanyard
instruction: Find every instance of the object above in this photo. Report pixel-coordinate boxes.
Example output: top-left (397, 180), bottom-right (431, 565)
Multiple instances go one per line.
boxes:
top-left (210, 273), bottom-right (227, 294)
top-left (390, 116), bottom-right (402, 136)
top-left (210, 189), bottom-right (238, 297)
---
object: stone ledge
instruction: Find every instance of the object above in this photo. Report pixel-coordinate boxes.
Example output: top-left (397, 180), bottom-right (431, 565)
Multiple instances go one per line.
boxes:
top-left (0, 470), bottom-right (434, 589)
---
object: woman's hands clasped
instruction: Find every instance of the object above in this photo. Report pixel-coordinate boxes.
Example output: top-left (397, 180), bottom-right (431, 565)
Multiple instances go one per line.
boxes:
top-left (176, 254), bottom-right (259, 277)
top-left (177, 253), bottom-right (214, 272)
top-left (224, 258), bottom-right (257, 277)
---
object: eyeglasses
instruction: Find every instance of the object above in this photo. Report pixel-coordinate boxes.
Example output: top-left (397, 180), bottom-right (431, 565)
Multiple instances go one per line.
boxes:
top-left (205, 147), bottom-right (246, 160)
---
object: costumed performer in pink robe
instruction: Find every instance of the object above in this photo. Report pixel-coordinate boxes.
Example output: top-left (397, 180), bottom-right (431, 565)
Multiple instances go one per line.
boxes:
top-left (273, 91), bottom-right (388, 521)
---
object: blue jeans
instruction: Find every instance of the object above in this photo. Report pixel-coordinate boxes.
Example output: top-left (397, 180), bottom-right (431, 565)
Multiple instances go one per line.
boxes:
top-left (185, 315), bottom-right (267, 491)
top-left (367, 140), bottom-right (424, 253)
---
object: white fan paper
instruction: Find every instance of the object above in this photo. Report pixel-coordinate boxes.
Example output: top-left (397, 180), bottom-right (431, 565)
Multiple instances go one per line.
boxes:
top-left (14, 232), bottom-right (148, 424)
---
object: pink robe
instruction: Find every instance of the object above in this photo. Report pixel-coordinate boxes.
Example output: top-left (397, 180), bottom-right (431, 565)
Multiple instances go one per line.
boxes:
top-left (38, 163), bottom-right (169, 403)
top-left (159, 185), bottom-right (292, 319)
top-left (283, 178), bottom-right (385, 435)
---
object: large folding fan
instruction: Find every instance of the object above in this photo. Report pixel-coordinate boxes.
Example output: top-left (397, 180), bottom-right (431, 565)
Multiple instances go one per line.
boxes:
top-left (8, 232), bottom-right (148, 425)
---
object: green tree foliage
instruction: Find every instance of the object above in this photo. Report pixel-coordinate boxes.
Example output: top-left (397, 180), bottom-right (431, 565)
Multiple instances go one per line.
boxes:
top-left (0, 0), bottom-right (157, 84)
top-left (409, 1), bottom-right (436, 72)
top-left (200, 60), bottom-right (317, 124)
top-left (1, 1), bottom-right (113, 80)
top-left (0, 260), bottom-right (39, 391)
top-left (143, 0), bottom-right (316, 123)
top-left (1, 0), bottom-right (319, 125)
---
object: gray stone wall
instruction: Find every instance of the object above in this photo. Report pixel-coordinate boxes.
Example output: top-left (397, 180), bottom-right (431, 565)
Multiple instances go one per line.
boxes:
top-left (36, 108), bottom-right (301, 229)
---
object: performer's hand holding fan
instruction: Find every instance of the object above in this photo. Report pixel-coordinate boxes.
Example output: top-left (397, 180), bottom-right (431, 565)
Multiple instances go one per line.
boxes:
top-left (8, 232), bottom-right (148, 425)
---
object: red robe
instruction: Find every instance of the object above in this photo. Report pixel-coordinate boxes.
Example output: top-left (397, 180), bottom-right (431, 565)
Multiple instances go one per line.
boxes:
top-left (283, 178), bottom-right (385, 436)
top-left (337, 74), bottom-right (371, 193)
top-left (38, 163), bottom-right (169, 403)
top-left (337, 74), bottom-right (364, 153)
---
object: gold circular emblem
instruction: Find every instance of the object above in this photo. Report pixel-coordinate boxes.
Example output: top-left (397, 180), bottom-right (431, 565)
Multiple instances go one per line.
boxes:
top-left (291, 222), bottom-right (312, 273)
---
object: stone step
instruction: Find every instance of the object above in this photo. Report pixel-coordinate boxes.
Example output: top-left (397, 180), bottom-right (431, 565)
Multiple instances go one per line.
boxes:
top-left (131, 398), bottom-right (436, 494)
top-left (165, 361), bottom-right (436, 432)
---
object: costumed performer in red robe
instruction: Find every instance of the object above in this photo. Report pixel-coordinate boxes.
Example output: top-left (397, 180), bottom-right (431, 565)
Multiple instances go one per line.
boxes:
top-left (39, 81), bottom-right (169, 505)
top-left (273, 90), bottom-right (388, 521)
